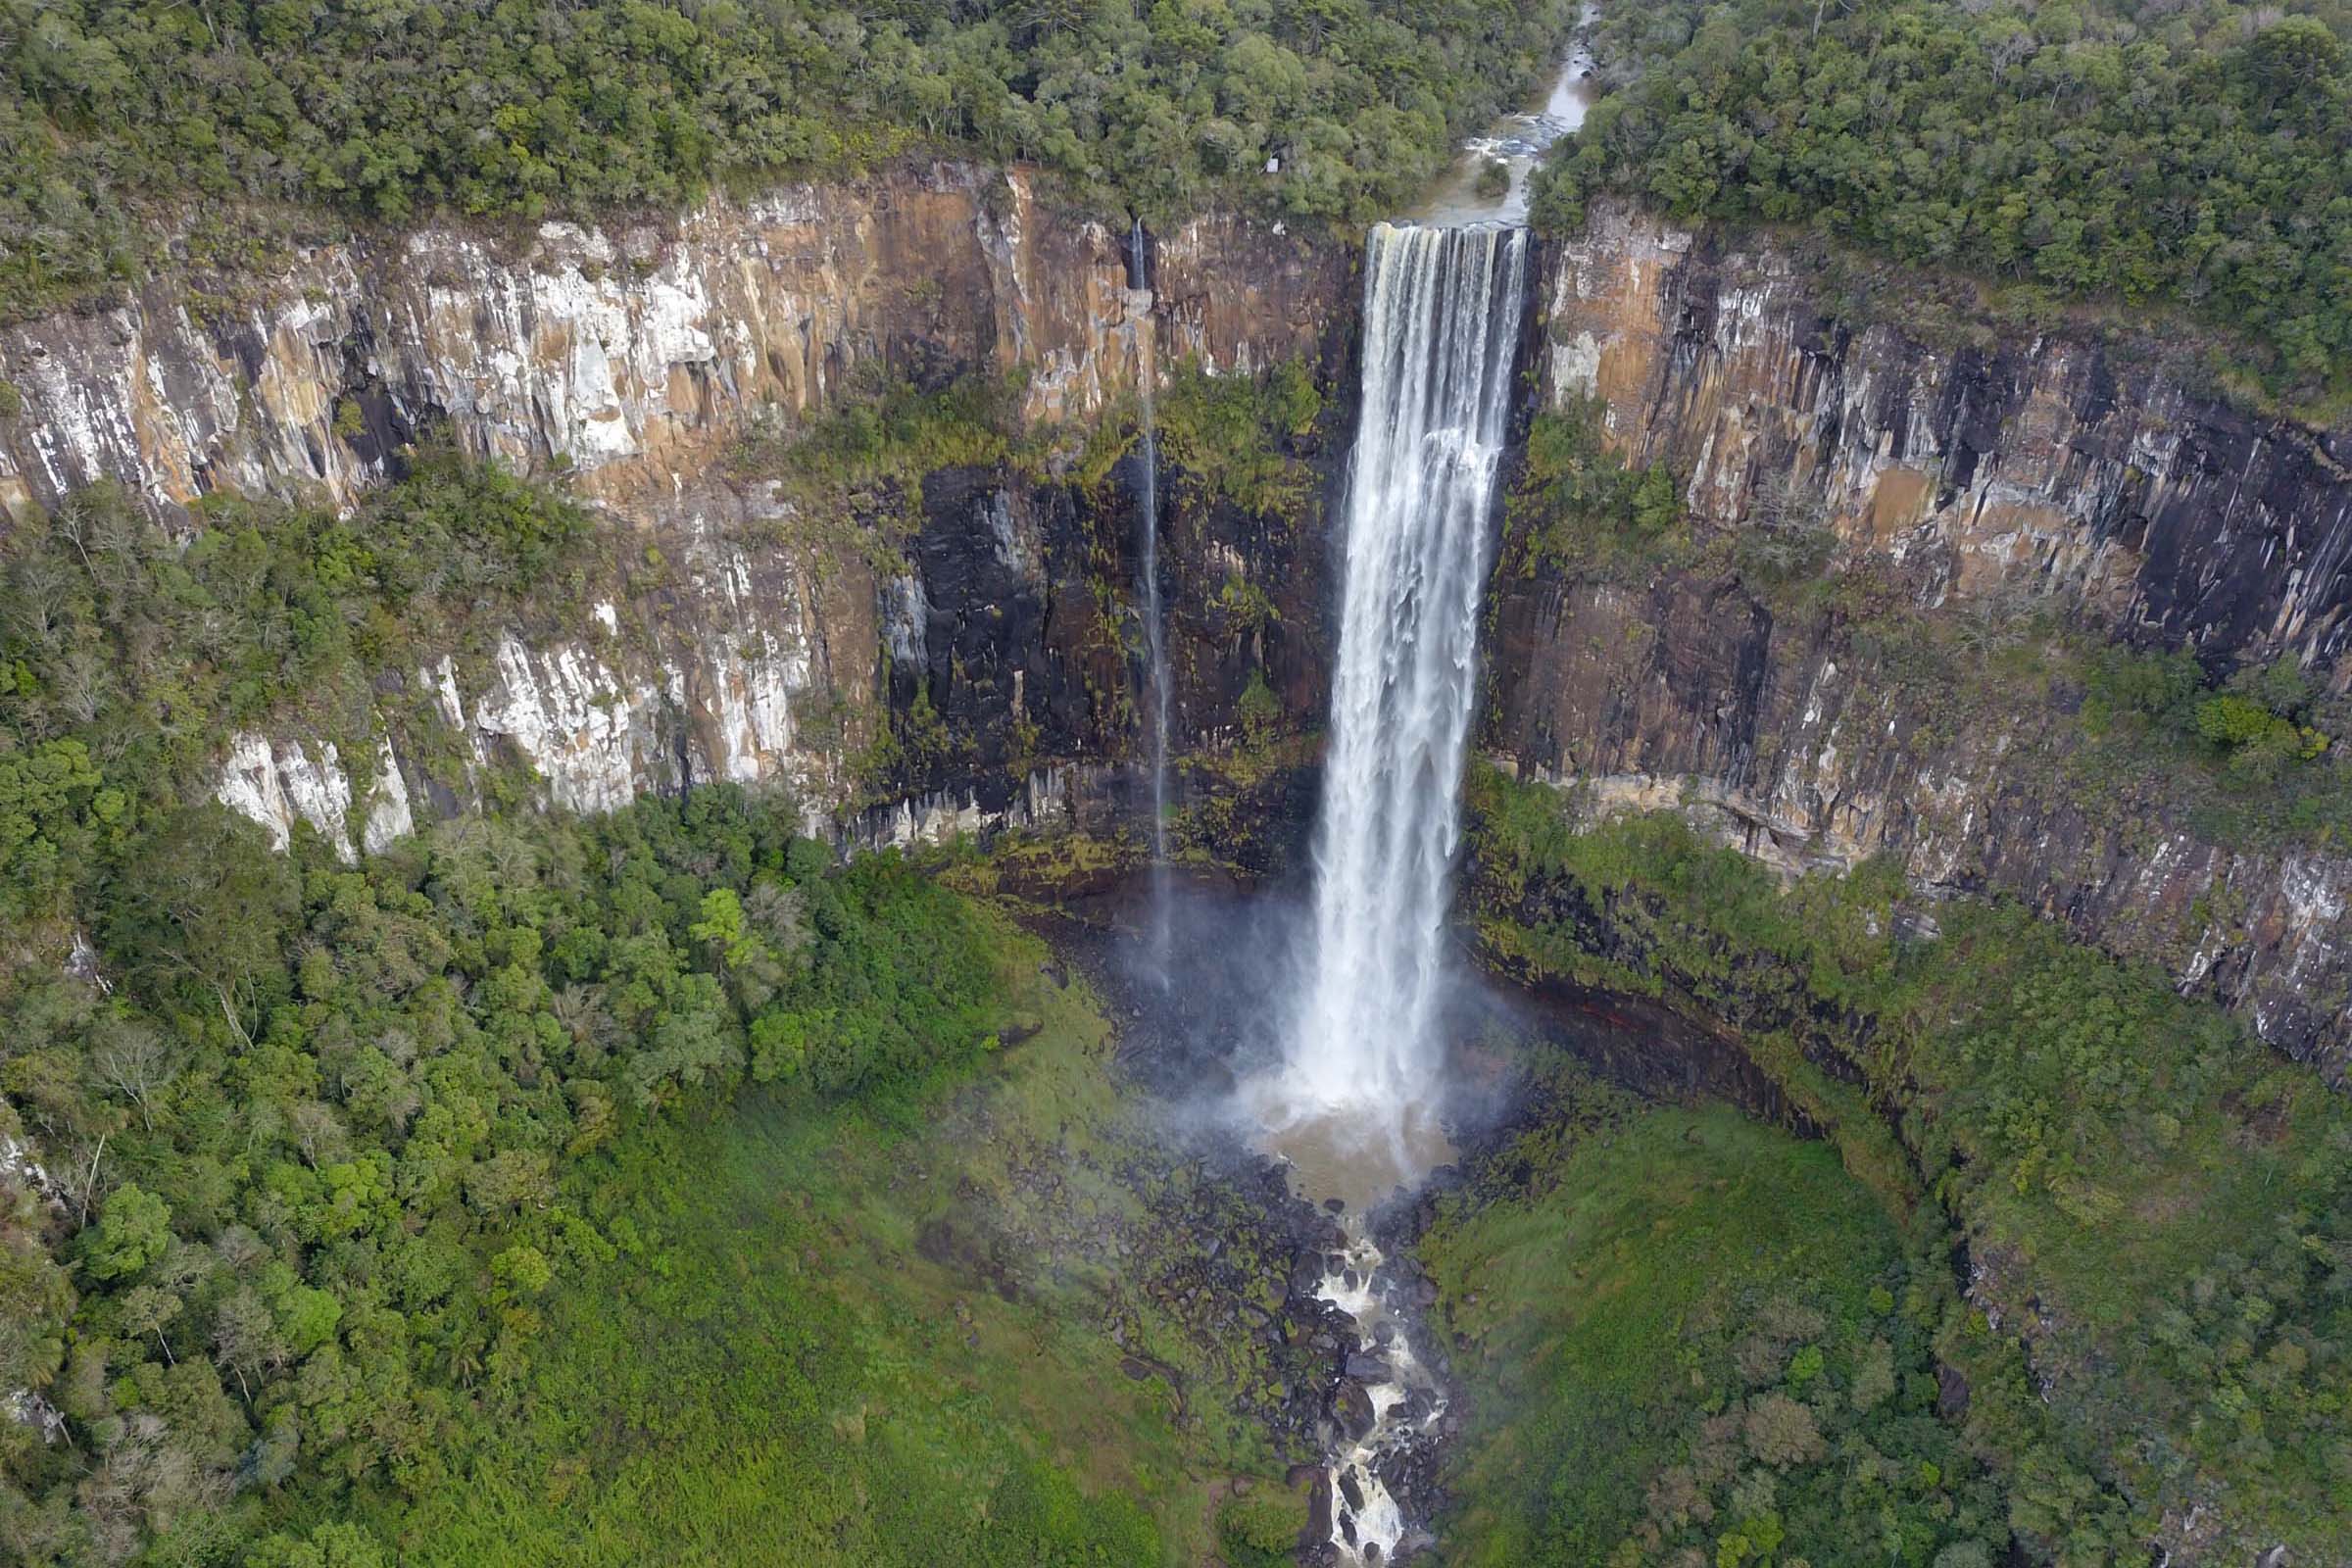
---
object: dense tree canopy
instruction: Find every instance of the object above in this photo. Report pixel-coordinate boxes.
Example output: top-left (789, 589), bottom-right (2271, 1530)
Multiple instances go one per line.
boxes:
top-left (0, 0), bottom-right (1573, 318)
top-left (1, 779), bottom-right (1017, 1564)
top-left (1533, 0), bottom-right (2352, 402)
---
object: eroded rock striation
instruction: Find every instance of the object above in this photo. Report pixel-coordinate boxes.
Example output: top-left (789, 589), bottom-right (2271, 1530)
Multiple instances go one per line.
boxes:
top-left (0, 164), bottom-right (1351, 855)
top-left (1489, 202), bottom-right (2352, 1073)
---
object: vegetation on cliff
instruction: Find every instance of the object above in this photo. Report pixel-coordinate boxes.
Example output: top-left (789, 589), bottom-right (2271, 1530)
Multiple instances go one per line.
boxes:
top-left (0, 460), bottom-right (609, 926)
top-left (1464, 769), bottom-right (2352, 1563)
top-left (1534, 0), bottom-right (2352, 404)
top-left (0, 0), bottom-right (1576, 319)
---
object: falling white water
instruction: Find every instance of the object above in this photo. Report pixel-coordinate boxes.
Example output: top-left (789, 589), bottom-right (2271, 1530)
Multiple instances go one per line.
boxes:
top-left (1275, 221), bottom-right (1528, 1146)
top-left (1128, 217), bottom-right (1173, 974)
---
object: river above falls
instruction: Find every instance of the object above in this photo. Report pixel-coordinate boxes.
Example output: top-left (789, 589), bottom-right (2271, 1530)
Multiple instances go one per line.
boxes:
top-left (1407, 19), bottom-right (1596, 226)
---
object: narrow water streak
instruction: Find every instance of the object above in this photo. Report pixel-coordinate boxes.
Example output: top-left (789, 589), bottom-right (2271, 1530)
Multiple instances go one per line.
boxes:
top-left (1127, 217), bottom-right (1172, 976)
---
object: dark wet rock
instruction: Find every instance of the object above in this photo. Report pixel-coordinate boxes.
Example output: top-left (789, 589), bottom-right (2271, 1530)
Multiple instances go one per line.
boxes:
top-left (1339, 1469), bottom-right (1366, 1512)
top-left (1345, 1351), bottom-right (1390, 1381)
top-left (1936, 1362), bottom-right (1971, 1420)
top-left (1331, 1379), bottom-right (1377, 1441)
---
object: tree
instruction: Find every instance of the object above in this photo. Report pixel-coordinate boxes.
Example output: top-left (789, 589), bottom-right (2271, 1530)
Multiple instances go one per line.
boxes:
top-left (1742, 1393), bottom-right (1826, 1467)
top-left (82, 1184), bottom-right (172, 1281)
top-left (244, 1521), bottom-right (392, 1568)
top-left (92, 1016), bottom-right (176, 1132)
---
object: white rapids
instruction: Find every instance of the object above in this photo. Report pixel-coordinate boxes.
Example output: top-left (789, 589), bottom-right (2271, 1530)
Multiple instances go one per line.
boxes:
top-left (1314, 1223), bottom-right (1448, 1564)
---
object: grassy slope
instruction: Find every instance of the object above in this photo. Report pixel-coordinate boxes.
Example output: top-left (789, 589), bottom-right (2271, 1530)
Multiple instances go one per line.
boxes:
top-left (332, 912), bottom-right (1290, 1566)
top-left (1423, 1072), bottom-right (2005, 1568)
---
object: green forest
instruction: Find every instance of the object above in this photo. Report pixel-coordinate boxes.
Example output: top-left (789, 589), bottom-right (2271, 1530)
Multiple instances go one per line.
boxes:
top-left (1532, 0), bottom-right (2352, 404)
top-left (0, 767), bottom-right (1067, 1561)
top-left (0, 0), bottom-right (1573, 318)
top-left (1426, 1087), bottom-right (2009, 1568)
top-left (0, 454), bottom-right (1055, 1559)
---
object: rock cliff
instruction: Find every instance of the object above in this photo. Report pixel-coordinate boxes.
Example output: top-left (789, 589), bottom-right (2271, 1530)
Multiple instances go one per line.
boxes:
top-left (0, 163), bottom-right (1353, 854)
top-left (1488, 202), bottom-right (2352, 1074)
top-left (16, 171), bottom-right (2352, 1069)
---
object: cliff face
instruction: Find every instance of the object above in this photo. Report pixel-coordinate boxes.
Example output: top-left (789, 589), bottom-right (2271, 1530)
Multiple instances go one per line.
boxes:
top-left (21, 168), bottom-right (2352, 1068)
top-left (1541, 206), bottom-right (2352, 669)
top-left (1488, 202), bottom-right (2352, 1074)
top-left (0, 166), bottom-right (1334, 520)
top-left (0, 164), bottom-right (1353, 854)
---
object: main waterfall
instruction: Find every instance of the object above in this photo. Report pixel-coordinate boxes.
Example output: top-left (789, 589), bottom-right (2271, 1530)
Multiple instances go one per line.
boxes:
top-left (1243, 220), bottom-right (1527, 1568)
top-left (1277, 220), bottom-right (1528, 1144)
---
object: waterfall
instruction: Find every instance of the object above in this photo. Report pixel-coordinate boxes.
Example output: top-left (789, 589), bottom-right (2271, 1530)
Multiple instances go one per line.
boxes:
top-left (1127, 217), bottom-right (1172, 973)
top-left (1278, 221), bottom-right (1528, 1141)
top-left (1249, 219), bottom-right (1524, 1568)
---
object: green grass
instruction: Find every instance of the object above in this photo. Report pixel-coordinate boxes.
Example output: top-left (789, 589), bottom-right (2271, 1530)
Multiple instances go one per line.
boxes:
top-left (1423, 1074), bottom-right (2004, 1568)
top-left (325, 921), bottom-right (1278, 1565)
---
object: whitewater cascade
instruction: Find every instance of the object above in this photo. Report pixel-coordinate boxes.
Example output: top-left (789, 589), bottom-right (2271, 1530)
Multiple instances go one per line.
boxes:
top-left (1279, 221), bottom-right (1528, 1134)
top-left (1127, 217), bottom-right (1173, 971)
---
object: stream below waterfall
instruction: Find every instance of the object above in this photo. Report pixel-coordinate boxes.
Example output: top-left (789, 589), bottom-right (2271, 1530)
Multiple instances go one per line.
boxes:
top-left (1308, 1225), bottom-right (1446, 1564)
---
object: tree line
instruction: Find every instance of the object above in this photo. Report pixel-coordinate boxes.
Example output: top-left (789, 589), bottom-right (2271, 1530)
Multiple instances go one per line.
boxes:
top-left (1533, 0), bottom-right (2352, 405)
top-left (0, 0), bottom-right (1574, 320)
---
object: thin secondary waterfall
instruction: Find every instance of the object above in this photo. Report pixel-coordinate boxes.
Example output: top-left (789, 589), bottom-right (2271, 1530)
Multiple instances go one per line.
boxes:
top-left (1280, 220), bottom-right (1528, 1137)
top-left (1127, 217), bottom-right (1173, 971)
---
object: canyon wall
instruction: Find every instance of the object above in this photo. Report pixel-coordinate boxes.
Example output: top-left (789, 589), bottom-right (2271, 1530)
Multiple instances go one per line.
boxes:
top-left (20, 165), bottom-right (2352, 1068)
top-left (1487, 201), bottom-right (2352, 1074)
top-left (0, 163), bottom-right (1354, 854)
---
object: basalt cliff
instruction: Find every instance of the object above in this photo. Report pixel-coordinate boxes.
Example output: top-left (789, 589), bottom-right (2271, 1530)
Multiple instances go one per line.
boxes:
top-left (1490, 201), bottom-right (2352, 1075)
top-left (0, 163), bottom-right (1353, 858)
top-left (7, 179), bottom-right (2352, 1069)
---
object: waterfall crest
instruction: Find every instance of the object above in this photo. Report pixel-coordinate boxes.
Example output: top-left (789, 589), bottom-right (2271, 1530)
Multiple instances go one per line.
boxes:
top-left (1276, 221), bottom-right (1528, 1140)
